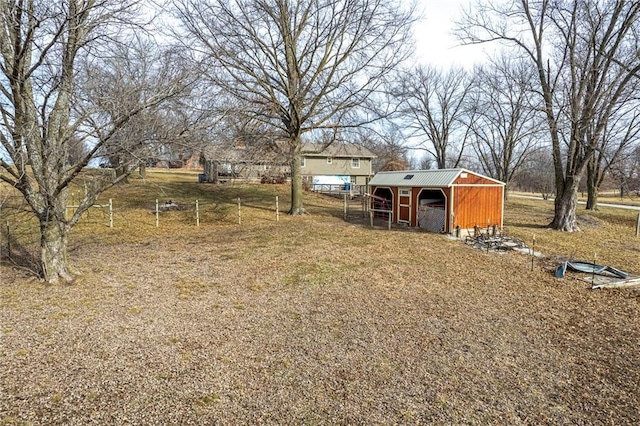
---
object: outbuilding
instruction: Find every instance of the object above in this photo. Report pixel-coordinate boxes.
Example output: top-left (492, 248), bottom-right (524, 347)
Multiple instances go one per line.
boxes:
top-left (368, 168), bottom-right (505, 233)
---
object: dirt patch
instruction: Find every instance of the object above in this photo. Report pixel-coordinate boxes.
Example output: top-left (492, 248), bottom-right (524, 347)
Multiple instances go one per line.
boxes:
top-left (577, 213), bottom-right (603, 228)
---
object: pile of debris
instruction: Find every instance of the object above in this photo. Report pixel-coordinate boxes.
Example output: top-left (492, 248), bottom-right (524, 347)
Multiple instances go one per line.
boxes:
top-left (154, 200), bottom-right (186, 211)
top-left (464, 227), bottom-right (529, 253)
top-left (555, 260), bottom-right (640, 289)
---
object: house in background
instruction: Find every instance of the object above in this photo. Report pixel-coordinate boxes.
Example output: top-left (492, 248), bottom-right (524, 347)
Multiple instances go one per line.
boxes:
top-left (301, 142), bottom-right (376, 187)
top-left (198, 141), bottom-right (376, 185)
top-left (368, 168), bottom-right (505, 233)
top-left (200, 142), bottom-right (288, 182)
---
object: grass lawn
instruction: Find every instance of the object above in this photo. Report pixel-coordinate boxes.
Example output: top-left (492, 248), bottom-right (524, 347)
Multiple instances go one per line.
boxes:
top-left (1, 170), bottom-right (639, 424)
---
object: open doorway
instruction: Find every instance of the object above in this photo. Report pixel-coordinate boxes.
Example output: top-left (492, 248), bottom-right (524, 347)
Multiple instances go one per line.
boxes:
top-left (371, 187), bottom-right (393, 220)
top-left (417, 189), bottom-right (446, 232)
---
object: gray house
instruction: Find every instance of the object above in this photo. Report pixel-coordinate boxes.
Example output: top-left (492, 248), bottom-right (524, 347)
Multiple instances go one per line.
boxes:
top-left (199, 141), bottom-right (375, 185)
top-left (301, 142), bottom-right (375, 186)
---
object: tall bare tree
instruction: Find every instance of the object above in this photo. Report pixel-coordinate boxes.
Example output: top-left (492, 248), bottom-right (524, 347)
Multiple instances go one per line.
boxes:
top-left (0, 1), bottom-right (187, 283)
top-left (398, 66), bottom-right (474, 169)
top-left (585, 96), bottom-right (640, 209)
top-left (468, 56), bottom-right (545, 196)
top-left (173, 0), bottom-right (416, 214)
top-left (458, 0), bottom-right (640, 231)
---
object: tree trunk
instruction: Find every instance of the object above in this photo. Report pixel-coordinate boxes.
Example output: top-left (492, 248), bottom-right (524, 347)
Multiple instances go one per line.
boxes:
top-left (289, 151), bottom-right (305, 215)
top-left (40, 218), bottom-right (74, 284)
top-left (115, 165), bottom-right (129, 184)
top-left (138, 163), bottom-right (146, 179)
top-left (203, 160), bottom-right (219, 183)
top-left (550, 182), bottom-right (580, 232)
top-left (586, 182), bottom-right (598, 210)
top-left (585, 155), bottom-right (598, 210)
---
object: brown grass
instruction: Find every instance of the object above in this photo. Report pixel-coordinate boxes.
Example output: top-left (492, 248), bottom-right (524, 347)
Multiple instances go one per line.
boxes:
top-left (1, 171), bottom-right (639, 424)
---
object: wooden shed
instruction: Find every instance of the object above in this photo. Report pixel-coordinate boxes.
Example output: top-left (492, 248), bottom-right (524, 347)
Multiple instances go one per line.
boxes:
top-left (368, 169), bottom-right (505, 233)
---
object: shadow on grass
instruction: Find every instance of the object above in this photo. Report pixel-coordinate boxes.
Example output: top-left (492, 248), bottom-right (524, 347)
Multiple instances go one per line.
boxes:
top-left (506, 222), bottom-right (550, 229)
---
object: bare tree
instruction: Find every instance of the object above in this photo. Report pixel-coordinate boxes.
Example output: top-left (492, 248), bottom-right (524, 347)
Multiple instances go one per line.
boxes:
top-left (585, 96), bottom-right (640, 209)
top-left (398, 66), bottom-right (474, 169)
top-left (458, 0), bottom-right (640, 231)
top-left (79, 37), bottom-right (197, 180)
top-left (513, 150), bottom-right (556, 199)
top-left (173, 0), bottom-right (416, 214)
top-left (351, 123), bottom-right (411, 172)
top-left (468, 56), bottom-right (545, 197)
top-left (0, 1), bottom-right (187, 283)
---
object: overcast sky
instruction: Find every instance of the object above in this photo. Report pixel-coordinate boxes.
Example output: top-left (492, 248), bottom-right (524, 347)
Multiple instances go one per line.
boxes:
top-left (413, 0), bottom-right (490, 68)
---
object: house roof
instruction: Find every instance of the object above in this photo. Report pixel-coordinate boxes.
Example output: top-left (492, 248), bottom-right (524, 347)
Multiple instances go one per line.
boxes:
top-left (302, 142), bottom-right (376, 158)
top-left (368, 168), bottom-right (505, 187)
top-left (203, 144), bottom-right (286, 164)
top-left (202, 141), bottom-right (375, 162)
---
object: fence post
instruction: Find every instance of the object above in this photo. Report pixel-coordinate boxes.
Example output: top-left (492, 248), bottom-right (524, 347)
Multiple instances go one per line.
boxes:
top-left (636, 213), bottom-right (639, 237)
top-left (196, 199), bottom-right (200, 227)
top-left (109, 198), bottom-right (113, 228)
top-left (276, 196), bottom-right (279, 222)
top-left (155, 199), bottom-right (159, 227)
top-left (343, 193), bottom-right (347, 220)
top-left (531, 234), bottom-right (536, 271)
top-left (238, 197), bottom-right (241, 225)
top-left (369, 211), bottom-right (373, 227)
top-left (5, 221), bottom-right (10, 258)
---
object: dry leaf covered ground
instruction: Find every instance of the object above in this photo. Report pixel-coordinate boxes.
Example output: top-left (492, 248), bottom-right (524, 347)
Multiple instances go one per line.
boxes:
top-left (1, 172), bottom-right (639, 424)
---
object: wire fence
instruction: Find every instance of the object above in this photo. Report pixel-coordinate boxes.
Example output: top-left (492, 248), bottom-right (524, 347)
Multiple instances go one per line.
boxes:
top-left (0, 193), bottom-right (298, 271)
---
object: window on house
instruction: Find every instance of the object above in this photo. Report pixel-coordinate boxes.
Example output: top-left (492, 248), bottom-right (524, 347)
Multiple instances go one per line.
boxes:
top-left (351, 158), bottom-right (360, 168)
top-left (301, 157), bottom-right (306, 167)
top-left (327, 157), bottom-right (332, 164)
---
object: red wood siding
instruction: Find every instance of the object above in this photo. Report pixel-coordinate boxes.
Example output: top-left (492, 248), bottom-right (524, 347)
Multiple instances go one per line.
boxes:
top-left (453, 171), bottom-right (499, 185)
top-left (370, 182), bottom-right (503, 233)
top-left (453, 185), bottom-right (503, 229)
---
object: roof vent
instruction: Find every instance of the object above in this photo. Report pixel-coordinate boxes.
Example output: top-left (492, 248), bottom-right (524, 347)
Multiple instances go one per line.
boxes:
top-left (404, 174), bottom-right (414, 180)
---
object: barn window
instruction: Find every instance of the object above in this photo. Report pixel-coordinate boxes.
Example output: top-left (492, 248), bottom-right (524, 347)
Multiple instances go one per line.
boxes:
top-left (327, 157), bottom-right (332, 164)
top-left (351, 158), bottom-right (360, 168)
top-left (301, 157), bottom-right (306, 167)
top-left (404, 174), bottom-right (414, 180)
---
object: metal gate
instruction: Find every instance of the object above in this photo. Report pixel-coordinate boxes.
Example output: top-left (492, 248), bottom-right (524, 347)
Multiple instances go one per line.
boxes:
top-left (418, 204), bottom-right (446, 232)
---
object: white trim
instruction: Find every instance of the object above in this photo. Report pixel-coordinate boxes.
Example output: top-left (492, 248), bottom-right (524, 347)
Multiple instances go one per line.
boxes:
top-left (371, 186), bottom-right (394, 222)
top-left (448, 184), bottom-right (505, 188)
top-left (500, 185), bottom-right (505, 228)
top-left (450, 185), bottom-right (455, 234)
top-left (454, 169), bottom-right (505, 186)
top-left (397, 187), bottom-right (412, 225)
top-left (416, 188), bottom-right (448, 232)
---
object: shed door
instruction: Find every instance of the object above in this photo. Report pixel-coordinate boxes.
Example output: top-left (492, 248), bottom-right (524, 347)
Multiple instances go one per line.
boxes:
top-left (398, 188), bottom-right (411, 224)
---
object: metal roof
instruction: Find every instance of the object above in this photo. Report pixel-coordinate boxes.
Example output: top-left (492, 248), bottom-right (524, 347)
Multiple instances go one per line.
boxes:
top-left (368, 168), bottom-right (504, 187)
